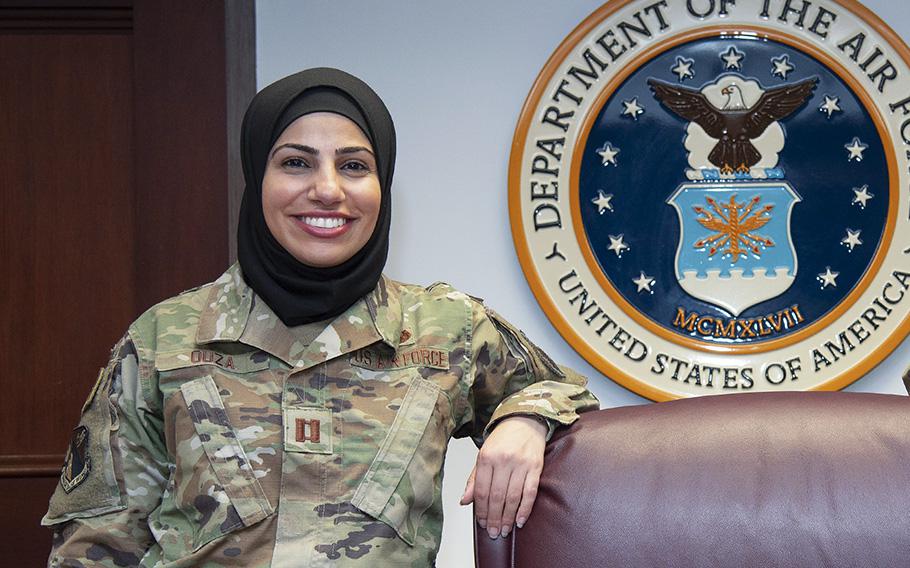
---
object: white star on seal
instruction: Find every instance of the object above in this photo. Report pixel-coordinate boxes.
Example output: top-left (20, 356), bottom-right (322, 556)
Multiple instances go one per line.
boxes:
top-left (621, 98), bottom-right (645, 119)
top-left (845, 137), bottom-right (868, 161)
top-left (633, 271), bottom-right (655, 293)
top-left (591, 190), bottom-right (614, 213)
top-left (607, 234), bottom-right (629, 256)
top-left (819, 95), bottom-right (842, 119)
top-left (841, 228), bottom-right (863, 251)
top-left (771, 54), bottom-right (794, 79)
top-left (852, 185), bottom-right (874, 208)
top-left (671, 56), bottom-right (695, 81)
top-left (817, 267), bottom-right (839, 288)
top-left (720, 46), bottom-right (745, 70)
top-left (597, 142), bottom-right (620, 166)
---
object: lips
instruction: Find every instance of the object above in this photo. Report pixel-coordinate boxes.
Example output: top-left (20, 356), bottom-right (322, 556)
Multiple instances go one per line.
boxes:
top-left (292, 214), bottom-right (353, 237)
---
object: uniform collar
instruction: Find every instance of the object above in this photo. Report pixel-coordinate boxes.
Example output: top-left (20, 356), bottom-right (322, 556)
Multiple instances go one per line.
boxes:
top-left (365, 274), bottom-right (404, 351)
top-left (196, 264), bottom-right (252, 344)
top-left (196, 265), bottom-right (404, 368)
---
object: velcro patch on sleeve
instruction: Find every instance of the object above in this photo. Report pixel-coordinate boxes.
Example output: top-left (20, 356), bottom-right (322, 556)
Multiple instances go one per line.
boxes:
top-left (43, 362), bottom-right (126, 525)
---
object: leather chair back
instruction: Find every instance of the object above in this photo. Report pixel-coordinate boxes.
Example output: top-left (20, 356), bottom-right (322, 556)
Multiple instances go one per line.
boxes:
top-left (474, 391), bottom-right (910, 567)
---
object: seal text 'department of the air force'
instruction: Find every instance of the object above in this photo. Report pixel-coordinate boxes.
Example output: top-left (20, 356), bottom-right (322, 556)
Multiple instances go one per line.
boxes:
top-left (509, 0), bottom-right (910, 400)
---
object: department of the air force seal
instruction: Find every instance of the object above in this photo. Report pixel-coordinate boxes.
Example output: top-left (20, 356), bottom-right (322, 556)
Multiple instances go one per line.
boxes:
top-left (509, 0), bottom-right (910, 400)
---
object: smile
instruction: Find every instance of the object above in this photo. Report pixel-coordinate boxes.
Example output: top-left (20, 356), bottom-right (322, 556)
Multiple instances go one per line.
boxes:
top-left (292, 214), bottom-right (354, 238)
top-left (299, 216), bottom-right (348, 229)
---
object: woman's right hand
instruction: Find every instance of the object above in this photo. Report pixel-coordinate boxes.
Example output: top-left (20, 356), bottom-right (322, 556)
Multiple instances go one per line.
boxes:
top-left (460, 415), bottom-right (548, 540)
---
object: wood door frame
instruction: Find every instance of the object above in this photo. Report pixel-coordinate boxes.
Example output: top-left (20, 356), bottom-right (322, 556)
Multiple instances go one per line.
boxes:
top-left (0, 0), bottom-right (255, 478)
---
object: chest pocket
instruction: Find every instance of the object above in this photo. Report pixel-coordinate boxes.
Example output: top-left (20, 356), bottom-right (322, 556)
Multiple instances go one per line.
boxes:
top-left (351, 377), bottom-right (446, 545)
top-left (159, 375), bottom-right (274, 554)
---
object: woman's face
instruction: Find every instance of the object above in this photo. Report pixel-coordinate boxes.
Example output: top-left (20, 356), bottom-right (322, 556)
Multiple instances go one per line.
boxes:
top-left (262, 112), bottom-right (381, 268)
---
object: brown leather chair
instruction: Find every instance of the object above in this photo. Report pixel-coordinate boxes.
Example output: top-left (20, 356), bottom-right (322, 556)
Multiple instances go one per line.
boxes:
top-left (474, 391), bottom-right (910, 567)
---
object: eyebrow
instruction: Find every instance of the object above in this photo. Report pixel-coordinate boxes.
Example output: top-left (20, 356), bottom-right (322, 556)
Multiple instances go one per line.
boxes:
top-left (336, 146), bottom-right (374, 157)
top-left (271, 143), bottom-right (317, 159)
top-left (270, 143), bottom-right (374, 159)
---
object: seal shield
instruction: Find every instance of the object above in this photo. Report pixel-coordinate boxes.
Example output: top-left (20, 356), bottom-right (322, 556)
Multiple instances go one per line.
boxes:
top-left (668, 182), bottom-right (801, 317)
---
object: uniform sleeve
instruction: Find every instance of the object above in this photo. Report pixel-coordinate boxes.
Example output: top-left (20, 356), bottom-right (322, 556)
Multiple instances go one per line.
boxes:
top-left (43, 335), bottom-right (168, 567)
top-left (458, 302), bottom-right (599, 447)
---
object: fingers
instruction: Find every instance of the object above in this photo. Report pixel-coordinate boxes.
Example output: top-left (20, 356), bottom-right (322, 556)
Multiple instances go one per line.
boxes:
top-left (483, 464), bottom-right (513, 539)
top-left (460, 465), bottom-right (476, 505)
top-left (475, 457), bottom-right (532, 539)
top-left (515, 466), bottom-right (541, 529)
top-left (499, 469), bottom-right (527, 538)
top-left (471, 459), bottom-right (493, 529)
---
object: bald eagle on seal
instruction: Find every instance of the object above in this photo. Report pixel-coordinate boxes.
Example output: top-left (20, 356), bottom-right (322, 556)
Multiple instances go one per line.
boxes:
top-left (648, 77), bottom-right (818, 174)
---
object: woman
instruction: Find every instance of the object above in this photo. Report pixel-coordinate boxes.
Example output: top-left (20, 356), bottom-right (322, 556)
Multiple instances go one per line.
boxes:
top-left (44, 68), bottom-right (598, 567)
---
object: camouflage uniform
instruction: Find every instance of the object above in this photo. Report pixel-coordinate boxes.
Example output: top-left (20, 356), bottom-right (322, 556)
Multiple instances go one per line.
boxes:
top-left (43, 264), bottom-right (598, 567)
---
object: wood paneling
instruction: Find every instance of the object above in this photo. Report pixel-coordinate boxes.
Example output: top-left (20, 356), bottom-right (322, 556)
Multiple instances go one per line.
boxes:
top-left (0, 455), bottom-right (65, 477)
top-left (131, 0), bottom-right (254, 310)
top-left (0, 1), bottom-right (255, 564)
top-left (0, 31), bottom-right (135, 458)
top-left (0, 477), bottom-right (59, 560)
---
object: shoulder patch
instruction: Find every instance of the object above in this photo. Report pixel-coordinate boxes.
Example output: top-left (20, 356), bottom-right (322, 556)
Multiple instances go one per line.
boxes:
top-left (61, 426), bottom-right (91, 493)
top-left (43, 355), bottom-right (125, 524)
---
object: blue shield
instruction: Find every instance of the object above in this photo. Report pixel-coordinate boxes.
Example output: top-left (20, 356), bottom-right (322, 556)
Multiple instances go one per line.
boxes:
top-left (667, 182), bottom-right (801, 316)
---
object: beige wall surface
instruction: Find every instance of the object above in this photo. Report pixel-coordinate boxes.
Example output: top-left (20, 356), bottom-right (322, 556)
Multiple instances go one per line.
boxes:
top-left (255, 2), bottom-right (910, 566)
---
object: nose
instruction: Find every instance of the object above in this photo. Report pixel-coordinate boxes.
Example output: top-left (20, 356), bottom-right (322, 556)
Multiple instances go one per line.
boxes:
top-left (308, 164), bottom-right (344, 206)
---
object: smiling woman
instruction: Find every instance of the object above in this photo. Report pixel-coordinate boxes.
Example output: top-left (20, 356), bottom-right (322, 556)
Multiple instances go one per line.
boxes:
top-left (262, 112), bottom-right (382, 268)
top-left (41, 67), bottom-right (598, 567)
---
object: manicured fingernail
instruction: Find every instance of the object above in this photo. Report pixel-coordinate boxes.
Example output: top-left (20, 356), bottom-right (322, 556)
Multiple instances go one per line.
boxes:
top-left (516, 517), bottom-right (526, 528)
top-left (488, 527), bottom-right (500, 539)
top-left (478, 519), bottom-right (487, 529)
top-left (501, 526), bottom-right (511, 538)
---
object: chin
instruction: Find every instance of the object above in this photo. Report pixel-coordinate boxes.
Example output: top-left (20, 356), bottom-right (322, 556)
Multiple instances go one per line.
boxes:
top-left (289, 250), bottom-right (354, 268)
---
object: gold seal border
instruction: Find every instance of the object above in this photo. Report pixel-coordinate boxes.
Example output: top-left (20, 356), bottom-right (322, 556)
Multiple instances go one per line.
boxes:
top-left (508, 0), bottom-right (910, 400)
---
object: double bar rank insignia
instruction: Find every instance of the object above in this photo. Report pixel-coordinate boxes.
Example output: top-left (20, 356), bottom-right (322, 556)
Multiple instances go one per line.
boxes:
top-left (509, 0), bottom-right (910, 400)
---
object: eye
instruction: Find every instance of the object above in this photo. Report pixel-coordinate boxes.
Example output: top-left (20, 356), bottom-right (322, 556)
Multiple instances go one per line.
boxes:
top-left (281, 157), bottom-right (310, 169)
top-left (340, 160), bottom-right (372, 175)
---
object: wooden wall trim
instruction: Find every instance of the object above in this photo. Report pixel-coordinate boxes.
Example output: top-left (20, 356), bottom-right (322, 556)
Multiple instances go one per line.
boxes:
top-left (0, 454), bottom-right (63, 477)
top-left (0, 5), bottom-right (132, 32)
top-left (225, 0), bottom-right (256, 263)
top-left (131, 0), bottom-right (256, 308)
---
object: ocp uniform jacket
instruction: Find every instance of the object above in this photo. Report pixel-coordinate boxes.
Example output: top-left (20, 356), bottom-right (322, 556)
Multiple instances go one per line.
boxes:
top-left (44, 264), bottom-right (599, 567)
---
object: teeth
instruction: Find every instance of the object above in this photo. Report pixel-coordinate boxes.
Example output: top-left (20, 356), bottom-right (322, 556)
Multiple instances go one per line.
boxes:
top-left (302, 216), bottom-right (347, 229)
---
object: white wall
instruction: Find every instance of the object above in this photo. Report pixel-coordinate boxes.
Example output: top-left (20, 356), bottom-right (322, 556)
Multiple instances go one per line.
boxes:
top-left (255, 2), bottom-right (910, 566)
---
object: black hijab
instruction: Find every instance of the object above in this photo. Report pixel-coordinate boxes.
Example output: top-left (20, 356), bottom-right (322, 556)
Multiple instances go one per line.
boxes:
top-left (237, 68), bottom-right (396, 326)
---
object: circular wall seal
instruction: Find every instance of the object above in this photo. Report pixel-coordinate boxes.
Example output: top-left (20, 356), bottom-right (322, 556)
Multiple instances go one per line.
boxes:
top-left (509, 0), bottom-right (910, 400)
